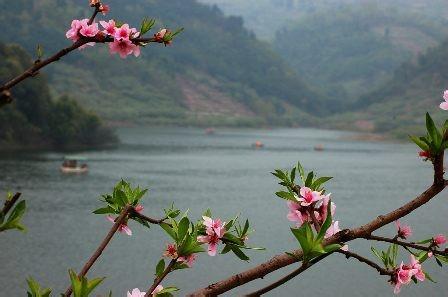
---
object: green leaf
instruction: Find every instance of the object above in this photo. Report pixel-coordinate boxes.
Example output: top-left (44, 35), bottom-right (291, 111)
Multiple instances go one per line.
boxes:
top-left (1, 200), bottom-right (26, 232)
top-left (177, 217), bottom-right (190, 242)
top-left (435, 254), bottom-right (448, 264)
top-left (424, 271), bottom-right (437, 283)
top-left (93, 206), bottom-right (116, 215)
top-left (26, 277), bottom-right (52, 297)
top-left (115, 189), bottom-right (128, 207)
top-left (290, 167), bottom-right (296, 183)
top-left (160, 223), bottom-right (177, 241)
top-left (371, 247), bottom-right (382, 261)
top-left (316, 201), bottom-right (333, 242)
top-left (156, 259), bottom-right (165, 277)
top-left (416, 238), bottom-right (433, 244)
top-left (230, 246), bottom-right (250, 261)
top-left (36, 44), bottom-right (44, 60)
top-left (86, 277), bottom-right (105, 295)
top-left (426, 113), bottom-right (442, 149)
top-left (291, 224), bottom-right (312, 257)
top-left (275, 191), bottom-right (296, 201)
top-left (158, 287), bottom-right (179, 294)
top-left (140, 17), bottom-right (156, 36)
top-left (242, 219), bottom-right (250, 236)
top-left (305, 171), bottom-right (314, 187)
top-left (323, 244), bottom-right (342, 253)
top-left (297, 161), bottom-right (305, 181)
top-left (311, 176), bottom-right (333, 190)
top-left (409, 135), bottom-right (430, 151)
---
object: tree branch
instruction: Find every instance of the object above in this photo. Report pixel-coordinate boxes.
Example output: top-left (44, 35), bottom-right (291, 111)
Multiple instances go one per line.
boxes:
top-left (244, 253), bottom-right (333, 296)
top-left (63, 205), bottom-right (132, 296)
top-left (144, 259), bottom-right (177, 297)
top-left (130, 209), bottom-right (168, 225)
top-left (338, 250), bottom-right (393, 276)
top-left (364, 234), bottom-right (448, 256)
top-left (1, 192), bottom-right (21, 217)
top-left (188, 155), bottom-right (446, 296)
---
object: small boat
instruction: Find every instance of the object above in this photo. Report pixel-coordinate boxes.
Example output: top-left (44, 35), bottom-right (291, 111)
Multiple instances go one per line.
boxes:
top-left (252, 141), bottom-right (264, 149)
top-left (60, 156), bottom-right (89, 174)
top-left (205, 127), bottom-right (215, 135)
top-left (314, 144), bottom-right (324, 151)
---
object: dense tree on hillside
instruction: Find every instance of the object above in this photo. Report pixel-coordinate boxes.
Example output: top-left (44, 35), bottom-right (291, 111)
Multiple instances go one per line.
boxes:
top-left (0, 43), bottom-right (116, 149)
top-left (0, 0), bottom-right (326, 125)
top-left (274, 6), bottom-right (447, 104)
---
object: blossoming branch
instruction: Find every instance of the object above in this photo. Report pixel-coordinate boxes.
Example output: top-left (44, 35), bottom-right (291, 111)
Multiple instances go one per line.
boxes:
top-left (0, 0), bottom-right (182, 107)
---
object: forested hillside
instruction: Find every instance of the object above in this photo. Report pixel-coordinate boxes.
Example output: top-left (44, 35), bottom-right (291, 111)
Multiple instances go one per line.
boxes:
top-left (323, 39), bottom-right (448, 138)
top-left (200, 0), bottom-right (448, 40)
top-left (0, 43), bottom-right (116, 149)
top-left (274, 6), bottom-right (447, 103)
top-left (0, 0), bottom-right (325, 127)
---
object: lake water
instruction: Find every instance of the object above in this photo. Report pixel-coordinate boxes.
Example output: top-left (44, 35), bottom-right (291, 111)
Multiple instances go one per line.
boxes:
top-left (1, 127), bottom-right (447, 296)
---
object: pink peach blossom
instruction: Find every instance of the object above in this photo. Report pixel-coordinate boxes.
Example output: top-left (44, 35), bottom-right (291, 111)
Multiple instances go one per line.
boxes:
top-left (198, 216), bottom-right (225, 256)
top-left (395, 220), bottom-right (412, 239)
top-left (410, 255), bottom-right (425, 282)
top-left (100, 4), bottom-right (110, 15)
top-left (163, 243), bottom-right (178, 259)
top-left (286, 201), bottom-right (310, 227)
top-left (441, 90), bottom-right (448, 110)
top-left (297, 187), bottom-right (322, 207)
top-left (202, 216), bottom-right (226, 238)
top-left (100, 20), bottom-right (116, 36)
top-left (79, 21), bottom-right (99, 38)
top-left (109, 39), bottom-right (138, 58)
top-left (178, 253), bottom-right (196, 267)
top-left (106, 215), bottom-right (132, 236)
top-left (127, 288), bottom-right (145, 297)
top-left (66, 19), bottom-right (88, 42)
top-left (325, 221), bottom-right (341, 239)
top-left (418, 151), bottom-right (430, 159)
top-left (114, 24), bottom-right (135, 41)
top-left (154, 29), bottom-right (168, 41)
top-left (134, 204), bottom-right (144, 213)
top-left (151, 285), bottom-right (163, 296)
top-left (316, 194), bottom-right (335, 223)
top-left (433, 234), bottom-right (447, 246)
top-left (197, 233), bottom-right (220, 256)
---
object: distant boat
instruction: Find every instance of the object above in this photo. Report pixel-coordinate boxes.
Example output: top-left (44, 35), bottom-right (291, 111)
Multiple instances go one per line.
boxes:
top-left (252, 141), bottom-right (264, 149)
top-left (60, 156), bottom-right (88, 174)
top-left (205, 127), bottom-right (215, 135)
top-left (314, 144), bottom-right (324, 151)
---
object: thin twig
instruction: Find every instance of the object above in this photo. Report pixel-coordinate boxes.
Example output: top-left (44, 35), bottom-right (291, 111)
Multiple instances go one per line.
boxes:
top-left (338, 250), bottom-right (393, 276)
top-left (130, 209), bottom-right (168, 225)
top-left (188, 152), bottom-right (446, 296)
top-left (244, 253), bottom-right (333, 296)
top-left (88, 4), bottom-right (101, 25)
top-left (63, 205), bottom-right (132, 296)
top-left (1, 192), bottom-right (21, 217)
top-left (364, 235), bottom-right (448, 256)
top-left (144, 259), bottom-right (177, 297)
top-left (0, 7), bottom-right (162, 107)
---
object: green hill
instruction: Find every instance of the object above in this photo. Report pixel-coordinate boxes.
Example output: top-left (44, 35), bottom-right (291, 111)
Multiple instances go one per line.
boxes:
top-left (325, 39), bottom-right (448, 138)
top-left (0, 42), bottom-right (116, 149)
top-left (273, 6), bottom-right (447, 104)
top-left (199, 0), bottom-right (448, 40)
top-left (0, 0), bottom-right (326, 127)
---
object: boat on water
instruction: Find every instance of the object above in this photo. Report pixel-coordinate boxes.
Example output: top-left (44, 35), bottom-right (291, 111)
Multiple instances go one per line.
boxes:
top-left (205, 127), bottom-right (215, 135)
top-left (60, 156), bottom-right (89, 174)
top-left (252, 141), bottom-right (264, 149)
top-left (314, 144), bottom-right (324, 151)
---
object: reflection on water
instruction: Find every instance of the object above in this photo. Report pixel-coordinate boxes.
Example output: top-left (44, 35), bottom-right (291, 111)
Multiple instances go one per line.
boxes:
top-left (1, 127), bottom-right (447, 296)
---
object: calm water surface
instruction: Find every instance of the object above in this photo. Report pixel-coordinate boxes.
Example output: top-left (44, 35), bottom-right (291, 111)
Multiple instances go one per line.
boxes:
top-left (1, 127), bottom-right (447, 296)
